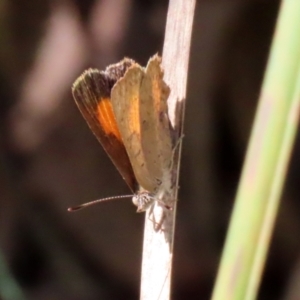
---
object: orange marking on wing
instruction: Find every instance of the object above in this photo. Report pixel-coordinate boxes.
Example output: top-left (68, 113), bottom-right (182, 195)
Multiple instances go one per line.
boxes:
top-left (97, 97), bottom-right (122, 140)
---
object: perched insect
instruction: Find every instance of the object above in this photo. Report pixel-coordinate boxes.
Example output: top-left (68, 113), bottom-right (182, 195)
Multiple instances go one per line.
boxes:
top-left (69, 55), bottom-right (174, 227)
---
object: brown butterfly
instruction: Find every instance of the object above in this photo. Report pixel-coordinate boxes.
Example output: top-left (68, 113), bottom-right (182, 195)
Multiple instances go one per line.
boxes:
top-left (70, 55), bottom-right (174, 221)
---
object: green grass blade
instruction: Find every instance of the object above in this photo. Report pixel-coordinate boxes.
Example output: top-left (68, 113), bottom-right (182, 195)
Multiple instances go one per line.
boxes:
top-left (211, 1), bottom-right (300, 299)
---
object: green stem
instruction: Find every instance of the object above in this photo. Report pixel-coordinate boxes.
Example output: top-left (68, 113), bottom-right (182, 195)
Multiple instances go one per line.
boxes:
top-left (212, 1), bottom-right (300, 299)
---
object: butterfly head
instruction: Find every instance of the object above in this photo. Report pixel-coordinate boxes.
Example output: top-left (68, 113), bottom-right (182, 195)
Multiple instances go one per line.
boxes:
top-left (132, 191), bottom-right (156, 212)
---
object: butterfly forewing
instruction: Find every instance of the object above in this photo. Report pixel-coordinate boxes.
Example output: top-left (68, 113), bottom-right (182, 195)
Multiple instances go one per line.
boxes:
top-left (72, 63), bottom-right (137, 192)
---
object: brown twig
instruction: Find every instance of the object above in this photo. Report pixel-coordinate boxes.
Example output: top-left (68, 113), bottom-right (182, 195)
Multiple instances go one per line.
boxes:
top-left (140, 1), bottom-right (196, 299)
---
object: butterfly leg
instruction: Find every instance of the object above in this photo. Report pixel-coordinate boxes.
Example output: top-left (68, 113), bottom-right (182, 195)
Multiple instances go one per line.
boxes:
top-left (147, 203), bottom-right (166, 232)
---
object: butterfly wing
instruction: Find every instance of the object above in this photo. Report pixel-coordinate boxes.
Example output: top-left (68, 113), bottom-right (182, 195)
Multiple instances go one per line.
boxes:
top-left (111, 55), bottom-right (173, 193)
top-left (72, 64), bottom-right (137, 192)
top-left (141, 55), bottom-right (173, 177)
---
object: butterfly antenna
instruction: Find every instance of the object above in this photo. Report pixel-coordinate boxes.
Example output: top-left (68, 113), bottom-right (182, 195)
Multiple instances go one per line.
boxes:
top-left (68, 195), bottom-right (134, 212)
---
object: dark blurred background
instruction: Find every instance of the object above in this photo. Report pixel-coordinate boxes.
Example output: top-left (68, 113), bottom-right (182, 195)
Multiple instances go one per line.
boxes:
top-left (1, 0), bottom-right (300, 299)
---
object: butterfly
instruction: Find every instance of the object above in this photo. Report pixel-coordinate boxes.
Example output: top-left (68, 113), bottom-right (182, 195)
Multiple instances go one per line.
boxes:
top-left (70, 54), bottom-right (174, 224)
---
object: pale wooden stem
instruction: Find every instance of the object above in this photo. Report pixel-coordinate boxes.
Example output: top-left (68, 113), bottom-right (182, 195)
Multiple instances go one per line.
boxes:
top-left (140, 1), bottom-right (196, 299)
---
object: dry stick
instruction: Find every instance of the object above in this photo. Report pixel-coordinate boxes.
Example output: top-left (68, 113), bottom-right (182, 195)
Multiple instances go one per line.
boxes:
top-left (140, 1), bottom-right (196, 299)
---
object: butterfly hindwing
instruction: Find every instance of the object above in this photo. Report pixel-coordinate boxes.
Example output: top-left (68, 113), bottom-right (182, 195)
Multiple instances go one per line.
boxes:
top-left (111, 55), bottom-right (173, 193)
